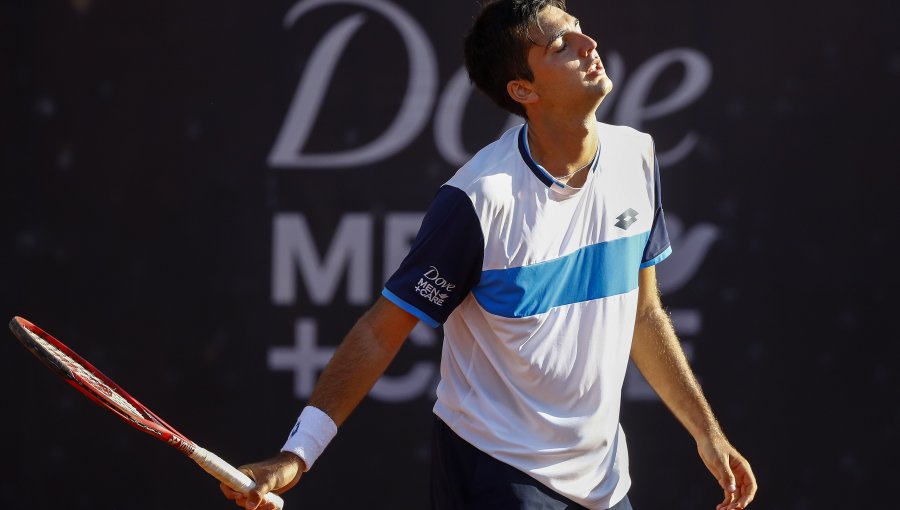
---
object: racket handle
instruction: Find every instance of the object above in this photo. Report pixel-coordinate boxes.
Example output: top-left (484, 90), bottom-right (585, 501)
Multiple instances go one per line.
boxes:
top-left (190, 446), bottom-right (285, 509)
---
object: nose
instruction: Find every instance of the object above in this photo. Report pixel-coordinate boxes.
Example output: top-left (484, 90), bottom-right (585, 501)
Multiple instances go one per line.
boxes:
top-left (576, 32), bottom-right (598, 58)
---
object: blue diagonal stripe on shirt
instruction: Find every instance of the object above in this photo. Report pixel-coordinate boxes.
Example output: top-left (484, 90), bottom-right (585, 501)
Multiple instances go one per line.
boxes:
top-left (472, 232), bottom-right (650, 318)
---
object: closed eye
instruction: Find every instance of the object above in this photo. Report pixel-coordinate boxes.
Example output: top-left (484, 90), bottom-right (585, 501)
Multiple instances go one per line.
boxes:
top-left (551, 19), bottom-right (580, 53)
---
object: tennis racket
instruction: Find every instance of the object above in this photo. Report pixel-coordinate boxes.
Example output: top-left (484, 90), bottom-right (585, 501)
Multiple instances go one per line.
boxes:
top-left (9, 316), bottom-right (284, 509)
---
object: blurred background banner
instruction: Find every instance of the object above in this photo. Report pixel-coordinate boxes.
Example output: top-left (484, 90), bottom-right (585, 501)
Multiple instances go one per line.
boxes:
top-left (2, 0), bottom-right (898, 508)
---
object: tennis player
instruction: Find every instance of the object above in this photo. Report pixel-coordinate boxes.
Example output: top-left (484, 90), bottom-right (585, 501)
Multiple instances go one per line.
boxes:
top-left (222, 1), bottom-right (757, 509)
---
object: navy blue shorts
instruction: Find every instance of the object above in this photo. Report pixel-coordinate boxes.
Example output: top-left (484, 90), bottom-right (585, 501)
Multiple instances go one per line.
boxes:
top-left (430, 417), bottom-right (634, 510)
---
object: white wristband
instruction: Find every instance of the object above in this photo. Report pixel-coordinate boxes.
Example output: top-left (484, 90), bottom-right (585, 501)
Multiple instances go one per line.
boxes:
top-left (281, 406), bottom-right (337, 471)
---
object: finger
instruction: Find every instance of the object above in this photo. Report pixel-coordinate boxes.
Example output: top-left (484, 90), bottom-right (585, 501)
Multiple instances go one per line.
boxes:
top-left (735, 493), bottom-right (755, 509)
top-left (236, 466), bottom-right (273, 510)
top-left (243, 491), bottom-right (263, 510)
top-left (727, 498), bottom-right (747, 509)
top-left (219, 482), bottom-right (240, 500)
top-left (258, 498), bottom-right (279, 510)
top-left (732, 483), bottom-right (756, 509)
top-left (730, 457), bottom-right (757, 509)
top-left (718, 494), bottom-right (737, 510)
top-left (245, 494), bottom-right (279, 510)
top-left (718, 489), bottom-right (734, 510)
top-left (718, 462), bottom-right (737, 509)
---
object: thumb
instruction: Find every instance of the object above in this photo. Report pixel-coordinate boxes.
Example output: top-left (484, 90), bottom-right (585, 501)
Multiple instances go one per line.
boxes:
top-left (241, 469), bottom-right (272, 510)
top-left (700, 439), bottom-right (736, 494)
top-left (243, 485), bottom-right (273, 510)
top-left (718, 461), bottom-right (737, 495)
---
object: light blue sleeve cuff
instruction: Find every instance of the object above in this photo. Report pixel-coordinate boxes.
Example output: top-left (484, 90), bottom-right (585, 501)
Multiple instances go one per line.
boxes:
top-left (381, 288), bottom-right (440, 328)
top-left (640, 245), bottom-right (672, 268)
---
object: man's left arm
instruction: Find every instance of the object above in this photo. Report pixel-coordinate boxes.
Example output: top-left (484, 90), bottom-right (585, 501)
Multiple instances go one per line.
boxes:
top-left (631, 265), bottom-right (757, 510)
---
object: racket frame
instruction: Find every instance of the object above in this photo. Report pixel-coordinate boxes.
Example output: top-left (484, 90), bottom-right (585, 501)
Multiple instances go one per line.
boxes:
top-left (9, 316), bottom-right (284, 509)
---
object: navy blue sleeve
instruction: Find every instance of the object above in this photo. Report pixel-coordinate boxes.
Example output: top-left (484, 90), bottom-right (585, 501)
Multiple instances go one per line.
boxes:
top-left (382, 185), bottom-right (484, 327)
top-left (641, 154), bottom-right (673, 267)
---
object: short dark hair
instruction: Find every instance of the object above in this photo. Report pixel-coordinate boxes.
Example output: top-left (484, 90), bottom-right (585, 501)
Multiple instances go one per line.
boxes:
top-left (463, 0), bottom-right (566, 118)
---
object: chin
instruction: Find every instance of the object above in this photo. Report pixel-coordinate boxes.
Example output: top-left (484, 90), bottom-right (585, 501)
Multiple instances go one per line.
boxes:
top-left (600, 76), bottom-right (614, 96)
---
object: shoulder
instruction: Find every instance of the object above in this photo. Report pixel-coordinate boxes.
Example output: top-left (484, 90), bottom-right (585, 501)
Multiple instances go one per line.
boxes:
top-left (597, 122), bottom-right (654, 153)
top-left (596, 122), bottom-right (657, 175)
top-left (446, 124), bottom-right (523, 204)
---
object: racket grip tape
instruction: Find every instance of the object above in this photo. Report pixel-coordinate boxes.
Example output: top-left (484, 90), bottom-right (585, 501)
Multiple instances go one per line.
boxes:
top-left (190, 446), bottom-right (285, 509)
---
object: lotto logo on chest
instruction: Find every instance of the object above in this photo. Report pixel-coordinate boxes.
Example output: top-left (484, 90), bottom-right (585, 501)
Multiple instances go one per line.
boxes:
top-left (415, 266), bottom-right (455, 306)
top-left (615, 208), bottom-right (639, 230)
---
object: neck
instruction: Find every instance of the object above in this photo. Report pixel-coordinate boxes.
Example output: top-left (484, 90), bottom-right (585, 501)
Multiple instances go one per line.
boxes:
top-left (526, 113), bottom-right (599, 186)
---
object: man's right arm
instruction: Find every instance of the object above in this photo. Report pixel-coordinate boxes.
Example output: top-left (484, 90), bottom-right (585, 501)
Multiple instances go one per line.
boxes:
top-left (220, 296), bottom-right (419, 510)
top-left (306, 296), bottom-right (420, 427)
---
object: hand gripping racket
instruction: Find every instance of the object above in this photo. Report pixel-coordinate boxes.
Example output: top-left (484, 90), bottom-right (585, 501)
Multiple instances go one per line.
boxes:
top-left (9, 316), bottom-right (284, 509)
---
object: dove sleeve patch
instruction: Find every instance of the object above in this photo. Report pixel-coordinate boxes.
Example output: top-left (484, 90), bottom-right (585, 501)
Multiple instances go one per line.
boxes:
top-left (383, 185), bottom-right (484, 327)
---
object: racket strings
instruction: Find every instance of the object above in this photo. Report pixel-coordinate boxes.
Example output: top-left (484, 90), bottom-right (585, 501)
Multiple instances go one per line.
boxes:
top-left (24, 328), bottom-right (145, 419)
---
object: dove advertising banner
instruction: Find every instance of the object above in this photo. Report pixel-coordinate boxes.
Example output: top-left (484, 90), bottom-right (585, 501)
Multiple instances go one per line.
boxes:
top-left (3, 0), bottom-right (897, 509)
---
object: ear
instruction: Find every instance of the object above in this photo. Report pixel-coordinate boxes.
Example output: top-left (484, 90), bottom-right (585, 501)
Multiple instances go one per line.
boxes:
top-left (507, 79), bottom-right (538, 105)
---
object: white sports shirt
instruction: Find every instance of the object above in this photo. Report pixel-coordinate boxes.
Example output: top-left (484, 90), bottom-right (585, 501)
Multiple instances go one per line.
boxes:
top-left (383, 122), bottom-right (671, 509)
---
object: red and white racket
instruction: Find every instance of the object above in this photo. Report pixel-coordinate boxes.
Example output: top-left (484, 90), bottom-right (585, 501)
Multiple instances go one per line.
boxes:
top-left (9, 316), bottom-right (284, 509)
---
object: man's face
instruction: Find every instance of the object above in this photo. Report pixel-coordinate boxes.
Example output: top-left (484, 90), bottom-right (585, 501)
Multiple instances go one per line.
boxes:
top-left (518, 6), bottom-right (612, 112)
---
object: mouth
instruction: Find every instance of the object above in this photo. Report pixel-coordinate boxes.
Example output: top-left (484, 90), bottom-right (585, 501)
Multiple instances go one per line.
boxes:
top-left (586, 58), bottom-right (605, 78)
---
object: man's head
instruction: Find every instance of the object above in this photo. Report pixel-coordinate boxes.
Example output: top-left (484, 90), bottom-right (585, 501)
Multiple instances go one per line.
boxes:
top-left (464, 0), bottom-right (566, 118)
top-left (464, 0), bottom-right (611, 119)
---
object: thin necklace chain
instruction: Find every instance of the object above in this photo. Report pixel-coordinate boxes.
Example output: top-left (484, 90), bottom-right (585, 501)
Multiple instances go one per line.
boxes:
top-left (557, 158), bottom-right (593, 181)
top-left (526, 125), bottom-right (598, 182)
